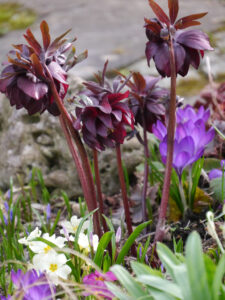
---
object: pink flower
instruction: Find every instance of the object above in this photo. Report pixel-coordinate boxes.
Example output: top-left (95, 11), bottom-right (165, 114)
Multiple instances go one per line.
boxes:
top-left (83, 271), bottom-right (117, 300)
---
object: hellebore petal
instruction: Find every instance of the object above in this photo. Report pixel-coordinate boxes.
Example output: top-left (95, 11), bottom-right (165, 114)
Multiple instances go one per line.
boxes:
top-left (176, 29), bottom-right (214, 51)
top-left (17, 77), bottom-right (48, 100)
top-left (174, 43), bottom-right (186, 73)
top-left (47, 61), bottom-right (67, 84)
top-left (145, 41), bottom-right (158, 67)
top-left (154, 42), bottom-right (171, 77)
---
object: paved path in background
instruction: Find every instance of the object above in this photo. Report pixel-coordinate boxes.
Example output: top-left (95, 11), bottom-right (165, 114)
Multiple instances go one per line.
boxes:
top-left (0, 0), bottom-right (225, 77)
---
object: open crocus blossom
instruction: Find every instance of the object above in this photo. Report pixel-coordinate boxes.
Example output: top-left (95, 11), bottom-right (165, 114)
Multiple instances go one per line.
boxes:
top-left (74, 61), bottom-right (134, 150)
top-left (153, 105), bottom-right (215, 177)
top-left (145, 0), bottom-right (213, 77)
top-left (208, 160), bottom-right (225, 180)
top-left (9, 269), bottom-right (55, 300)
top-left (124, 72), bottom-right (167, 132)
top-left (0, 20), bottom-right (87, 115)
top-left (83, 271), bottom-right (117, 300)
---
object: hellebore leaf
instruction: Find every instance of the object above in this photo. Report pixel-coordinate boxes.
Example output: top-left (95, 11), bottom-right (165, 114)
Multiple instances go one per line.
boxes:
top-left (24, 28), bottom-right (42, 55)
top-left (40, 20), bottom-right (51, 50)
top-left (175, 12), bottom-right (208, 29)
top-left (148, 0), bottom-right (170, 26)
top-left (168, 0), bottom-right (179, 24)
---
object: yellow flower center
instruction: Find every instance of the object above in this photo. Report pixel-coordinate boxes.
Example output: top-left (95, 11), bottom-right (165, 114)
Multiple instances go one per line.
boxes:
top-left (49, 263), bottom-right (58, 272)
top-left (73, 225), bottom-right (78, 232)
top-left (44, 245), bottom-right (52, 253)
top-left (96, 276), bottom-right (104, 281)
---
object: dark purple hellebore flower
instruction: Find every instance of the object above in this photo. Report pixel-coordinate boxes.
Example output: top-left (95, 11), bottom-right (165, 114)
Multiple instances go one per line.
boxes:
top-left (74, 62), bottom-right (134, 151)
top-left (145, 0), bottom-right (213, 77)
top-left (0, 21), bottom-right (87, 116)
top-left (124, 72), bottom-right (168, 132)
top-left (83, 271), bottom-right (117, 300)
top-left (10, 269), bottom-right (55, 300)
top-left (153, 105), bottom-right (215, 177)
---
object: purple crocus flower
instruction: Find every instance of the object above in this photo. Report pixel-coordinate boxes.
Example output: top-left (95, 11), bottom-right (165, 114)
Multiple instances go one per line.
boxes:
top-left (145, 0), bottom-right (213, 77)
top-left (46, 203), bottom-right (51, 223)
top-left (10, 269), bottom-right (55, 300)
top-left (83, 271), bottom-right (117, 300)
top-left (209, 160), bottom-right (225, 180)
top-left (153, 105), bottom-right (215, 177)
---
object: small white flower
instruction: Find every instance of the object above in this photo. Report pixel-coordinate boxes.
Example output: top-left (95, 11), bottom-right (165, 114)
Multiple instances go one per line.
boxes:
top-left (60, 216), bottom-right (89, 236)
top-left (19, 229), bottom-right (66, 254)
top-left (33, 252), bottom-right (71, 283)
top-left (18, 227), bottom-right (42, 249)
top-left (78, 233), bottom-right (99, 253)
top-left (30, 233), bottom-right (66, 254)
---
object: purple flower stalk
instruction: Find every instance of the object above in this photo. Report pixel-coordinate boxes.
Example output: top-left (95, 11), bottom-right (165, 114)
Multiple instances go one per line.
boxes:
top-left (7, 269), bottom-right (55, 300)
top-left (83, 271), bottom-right (117, 300)
top-left (153, 105), bottom-right (215, 178)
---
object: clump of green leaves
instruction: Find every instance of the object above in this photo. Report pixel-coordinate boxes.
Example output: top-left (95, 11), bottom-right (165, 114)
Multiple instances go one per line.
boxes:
top-left (108, 232), bottom-right (225, 300)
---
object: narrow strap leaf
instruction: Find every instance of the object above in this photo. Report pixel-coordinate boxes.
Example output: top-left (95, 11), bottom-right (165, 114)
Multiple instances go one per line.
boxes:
top-left (40, 20), bottom-right (51, 50)
top-left (168, 0), bottom-right (179, 24)
top-left (175, 12), bottom-right (207, 29)
top-left (148, 0), bottom-right (170, 26)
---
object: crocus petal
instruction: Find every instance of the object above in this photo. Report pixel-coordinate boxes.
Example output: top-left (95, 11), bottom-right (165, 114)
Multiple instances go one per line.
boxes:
top-left (152, 120), bottom-right (167, 141)
top-left (209, 169), bottom-right (223, 180)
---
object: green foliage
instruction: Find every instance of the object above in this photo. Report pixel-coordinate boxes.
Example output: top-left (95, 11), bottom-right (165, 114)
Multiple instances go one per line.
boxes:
top-left (210, 177), bottom-right (225, 203)
top-left (108, 232), bottom-right (225, 300)
top-left (0, 2), bottom-right (36, 36)
top-left (116, 221), bottom-right (151, 264)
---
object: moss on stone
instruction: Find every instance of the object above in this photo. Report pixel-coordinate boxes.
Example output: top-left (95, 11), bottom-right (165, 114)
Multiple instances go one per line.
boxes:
top-left (176, 76), bottom-right (208, 97)
top-left (0, 2), bottom-right (36, 36)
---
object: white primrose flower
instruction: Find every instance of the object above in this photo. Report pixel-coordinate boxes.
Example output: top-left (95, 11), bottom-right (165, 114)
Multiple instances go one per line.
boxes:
top-left (78, 233), bottom-right (99, 253)
top-left (18, 227), bottom-right (42, 249)
top-left (60, 215), bottom-right (89, 236)
top-left (19, 229), bottom-right (66, 254)
top-left (33, 252), bottom-right (71, 283)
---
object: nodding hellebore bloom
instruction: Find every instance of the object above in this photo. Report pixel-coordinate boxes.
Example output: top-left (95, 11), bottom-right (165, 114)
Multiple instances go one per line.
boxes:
top-left (0, 20), bottom-right (87, 115)
top-left (153, 105), bottom-right (215, 178)
top-left (73, 61), bottom-right (134, 151)
top-left (124, 72), bottom-right (168, 132)
top-left (145, 0), bottom-right (213, 77)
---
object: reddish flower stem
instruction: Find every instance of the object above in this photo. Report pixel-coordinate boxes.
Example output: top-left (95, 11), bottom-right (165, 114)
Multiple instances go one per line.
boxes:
top-left (59, 115), bottom-right (90, 202)
top-left (115, 144), bottom-right (136, 256)
top-left (93, 149), bottom-right (108, 233)
top-left (46, 70), bottom-right (102, 237)
top-left (154, 37), bottom-right (177, 243)
top-left (141, 110), bottom-right (150, 225)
